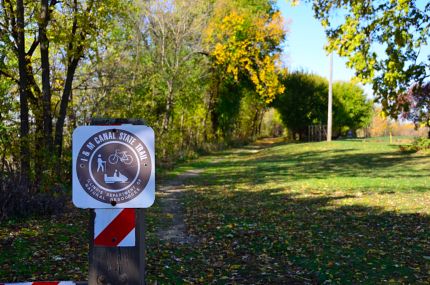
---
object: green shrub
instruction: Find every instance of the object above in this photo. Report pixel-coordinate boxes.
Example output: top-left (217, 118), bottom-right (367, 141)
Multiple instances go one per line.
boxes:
top-left (399, 137), bottom-right (430, 153)
top-left (414, 137), bottom-right (430, 150)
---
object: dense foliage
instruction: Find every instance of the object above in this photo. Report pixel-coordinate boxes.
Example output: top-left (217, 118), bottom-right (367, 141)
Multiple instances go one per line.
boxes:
top-left (0, 0), bottom-right (286, 216)
top-left (332, 82), bottom-right (373, 135)
top-left (307, 0), bottom-right (430, 120)
top-left (398, 82), bottom-right (430, 138)
top-left (272, 71), bottom-right (372, 139)
top-left (0, 0), bottom-right (127, 190)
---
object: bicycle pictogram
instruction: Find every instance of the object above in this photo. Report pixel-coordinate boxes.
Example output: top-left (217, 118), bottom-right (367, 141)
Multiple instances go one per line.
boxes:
top-left (108, 149), bottom-right (133, 165)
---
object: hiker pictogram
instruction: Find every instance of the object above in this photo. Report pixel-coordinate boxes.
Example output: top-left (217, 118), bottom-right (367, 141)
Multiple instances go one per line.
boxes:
top-left (97, 154), bottom-right (106, 172)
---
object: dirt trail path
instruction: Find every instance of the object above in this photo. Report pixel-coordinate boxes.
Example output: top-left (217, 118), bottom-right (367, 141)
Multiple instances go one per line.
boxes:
top-left (155, 138), bottom-right (285, 244)
top-left (156, 169), bottom-right (203, 244)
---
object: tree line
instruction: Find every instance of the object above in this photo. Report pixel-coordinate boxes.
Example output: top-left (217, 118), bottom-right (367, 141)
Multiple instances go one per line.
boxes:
top-left (0, 0), bottom-right (287, 211)
top-left (272, 71), bottom-right (372, 140)
top-left (1, 0), bottom-right (429, 219)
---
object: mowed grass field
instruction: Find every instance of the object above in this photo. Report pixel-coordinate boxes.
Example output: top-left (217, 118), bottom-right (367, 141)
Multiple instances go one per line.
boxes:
top-left (1, 139), bottom-right (429, 284)
top-left (146, 139), bottom-right (430, 284)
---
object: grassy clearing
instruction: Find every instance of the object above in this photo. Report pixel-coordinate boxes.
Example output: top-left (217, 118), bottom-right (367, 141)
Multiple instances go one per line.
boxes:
top-left (1, 138), bottom-right (429, 284)
top-left (146, 138), bottom-right (430, 284)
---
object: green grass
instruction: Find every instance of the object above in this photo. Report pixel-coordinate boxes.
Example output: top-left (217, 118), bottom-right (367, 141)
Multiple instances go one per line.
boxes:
top-left (146, 139), bottom-right (430, 284)
top-left (1, 138), bottom-right (429, 284)
top-left (0, 208), bottom-right (89, 281)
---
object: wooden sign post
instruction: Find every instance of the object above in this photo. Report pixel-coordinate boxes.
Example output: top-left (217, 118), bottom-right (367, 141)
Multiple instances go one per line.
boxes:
top-left (72, 118), bottom-right (155, 285)
top-left (88, 208), bottom-right (146, 285)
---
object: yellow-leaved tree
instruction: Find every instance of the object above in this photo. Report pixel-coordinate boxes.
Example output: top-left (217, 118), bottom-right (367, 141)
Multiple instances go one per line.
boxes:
top-left (204, 0), bottom-right (286, 103)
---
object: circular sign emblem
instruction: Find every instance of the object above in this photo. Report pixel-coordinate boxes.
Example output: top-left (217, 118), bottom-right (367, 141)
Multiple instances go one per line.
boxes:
top-left (76, 129), bottom-right (152, 204)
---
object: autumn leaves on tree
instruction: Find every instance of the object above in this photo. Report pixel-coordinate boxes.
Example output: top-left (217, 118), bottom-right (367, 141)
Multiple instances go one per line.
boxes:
top-left (0, 0), bottom-right (287, 193)
top-left (310, 0), bottom-right (430, 122)
top-left (1, 0), bottom-right (429, 195)
top-left (204, 1), bottom-right (285, 103)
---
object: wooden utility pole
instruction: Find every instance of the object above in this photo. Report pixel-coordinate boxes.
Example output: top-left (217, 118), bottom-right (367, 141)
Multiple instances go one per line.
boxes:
top-left (327, 53), bottom-right (333, 142)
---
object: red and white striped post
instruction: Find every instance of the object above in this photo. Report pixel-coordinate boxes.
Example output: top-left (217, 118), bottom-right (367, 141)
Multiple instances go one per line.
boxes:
top-left (94, 208), bottom-right (136, 247)
top-left (88, 208), bottom-right (145, 285)
top-left (0, 281), bottom-right (76, 285)
top-left (82, 118), bottom-right (153, 285)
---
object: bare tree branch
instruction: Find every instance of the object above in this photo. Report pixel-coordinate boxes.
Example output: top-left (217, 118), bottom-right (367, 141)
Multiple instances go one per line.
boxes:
top-left (26, 37), bottom-right (39, 56)
top-left (0, 68), bottom-right (18, 83)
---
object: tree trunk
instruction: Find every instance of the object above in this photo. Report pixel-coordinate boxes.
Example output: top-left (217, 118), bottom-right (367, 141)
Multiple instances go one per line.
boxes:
top-left (203, 73), bottom-right (220, 141)
top-left (251, 108), bottom-right (260, 138)
top-left (257, 108), bottom-right (265, 136)
top-left (16, 0), bottom-right (30, 191)
top-left (40, 0), bottom-right (53, 153)
top-left (202, 91), bottom-right (213, 141)
top-left (161, 80), bottom-right (174, 136)
top-left (54, 0), bottom-right (90, 173)
top-left (22, 54), bottom-right (48, 190)
top-left (33, 116), bottom-right (45, 190)
top-left (54, 58), bottom-right (79, 164)
top-left (31, 0), bottom-right (53, 189)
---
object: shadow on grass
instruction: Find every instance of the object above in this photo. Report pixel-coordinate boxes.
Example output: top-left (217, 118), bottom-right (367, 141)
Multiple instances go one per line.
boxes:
top-left (146, 187), bottom-right (430, 284)
top-left (145, 141), bottom-right (429, 284)
top-left (190, 145), bottom-right (429, 192)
